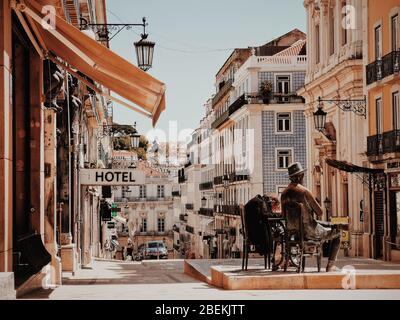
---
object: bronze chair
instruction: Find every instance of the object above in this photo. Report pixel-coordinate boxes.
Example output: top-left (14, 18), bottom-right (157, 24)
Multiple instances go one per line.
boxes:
top-left (283, 201), bottom-right (322, 273)
top-left (240, 202), bottom-right (272, 270)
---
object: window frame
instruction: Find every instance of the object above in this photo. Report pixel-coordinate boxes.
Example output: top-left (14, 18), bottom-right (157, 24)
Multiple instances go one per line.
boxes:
top-left (391, 14), bottom-right (399, 51)
top-left (157, 185), bottom-right (165, 198)
top-left (276, 112), bottom-right (293, 134)
top-left (140, 217), bottom-right (147, 233)
top-left (375, 24), bottom-right (382, 60)
top-left (376, 97), bottom-right (383, 135)
top-left (157, 217), bottom-right (165, 233)
top-left (393, 91), bottom-right (400, 131)
top-left (275, 148), bottom-right (294, 171)
top-left (139, 185), bottom-right (146, 198)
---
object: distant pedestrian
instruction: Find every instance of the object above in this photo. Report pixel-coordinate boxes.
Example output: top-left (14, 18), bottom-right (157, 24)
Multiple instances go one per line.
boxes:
top-left (231, 243), bottom-right (240, 258)
top-left (211, 237), bottom-right (218, 259)
top-left (104, 239), bottom-right (111, 259)
top-left (222, 236), bottom-right (230, 259)
top-left (126, 239), bottom-right (133, 260)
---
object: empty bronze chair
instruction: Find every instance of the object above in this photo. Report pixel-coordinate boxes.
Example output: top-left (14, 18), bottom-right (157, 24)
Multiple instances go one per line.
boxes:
top-left (241, 196), bottom-right (273, 270)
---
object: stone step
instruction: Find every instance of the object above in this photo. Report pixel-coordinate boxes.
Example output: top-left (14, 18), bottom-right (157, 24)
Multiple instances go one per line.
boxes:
top-left (0, 272), bottom-right (16, 300)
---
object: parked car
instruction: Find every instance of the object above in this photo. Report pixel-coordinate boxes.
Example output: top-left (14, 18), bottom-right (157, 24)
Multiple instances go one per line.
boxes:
top-left (143, 240), bottom-right (168, 259)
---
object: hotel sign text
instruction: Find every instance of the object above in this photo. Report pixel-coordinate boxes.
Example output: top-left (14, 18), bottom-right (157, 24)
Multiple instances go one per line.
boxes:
top-left (80, 169), bottom-right (145, 186)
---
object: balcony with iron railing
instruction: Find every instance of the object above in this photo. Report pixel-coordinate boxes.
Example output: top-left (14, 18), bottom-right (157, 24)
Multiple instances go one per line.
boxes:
top-left (212, 78), bottom-right (233, 107)
top-left (172, 191), bottom-right (181, 197)
top-left (134, 230), bottom-right (173, 237)
top-left (211, 108), bottom-right (230, 130)
top-left (198, 208), bottom-right (214, 217)
top-left (367, 130), bottom-right (400, 156)
top-left (214, 203), bottom-right (241, 216)
top-left (212, 92), bottom-right (305, 129)
top-left (185, 203), bottom-right (194, 210)
top-left (186, 225), bottom-right (194, 234)
top-left (179, 214), bottom-right (188, 222)
top-left (366, 51), bottom-right (400, 85)
top-left (213, 176), bottom-right (223, 185)
top-left (114, 196), bottom-right (173, 202)
top-left (199, 181), bottom-right (213, 190)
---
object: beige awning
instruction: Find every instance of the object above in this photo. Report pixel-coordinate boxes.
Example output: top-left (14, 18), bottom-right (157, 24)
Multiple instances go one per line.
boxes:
top-left (13, 0), bottom-right (166, 126)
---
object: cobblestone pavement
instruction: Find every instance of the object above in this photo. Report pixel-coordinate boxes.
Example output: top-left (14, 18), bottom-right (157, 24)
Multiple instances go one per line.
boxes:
top-left (20, 259), bottom-right (400, 300)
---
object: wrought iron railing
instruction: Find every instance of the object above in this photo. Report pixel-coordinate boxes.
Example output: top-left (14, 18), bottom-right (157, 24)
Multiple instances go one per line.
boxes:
top-left (199, 208), bottom-right (214, 217)
top-left (199, 181), bottom-right (213, 190)
top-left (179, 214), bottom-right (187, 222)
top-left (211, 108), bottom-right (230, 129)
top-left (366, 51), bottom-right (399, 85)
top-left (172, 191), bottom-right (181, 197)
top-left (186, 225), bottom-right (194, 234)
top-left (185, 203), bottom-right (194, 210)
top-left (213, 176), bottom-right (223, 185)
top-left (228, 94), bottom-right (248, 116)
top-left (220, 204), bottom-right (241, 216)
top-left (212, 78), bottom-right (233, 107)
top-left (114, 196), bottom-right (173, 202)
top-left (367, 130), bottom-right (400, 156)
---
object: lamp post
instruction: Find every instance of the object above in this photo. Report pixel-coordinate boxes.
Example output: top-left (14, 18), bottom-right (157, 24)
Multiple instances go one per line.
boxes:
top-left (313, 96), bottom-right (366, 132)
top-left (79, 17), bottom-right (155, 71)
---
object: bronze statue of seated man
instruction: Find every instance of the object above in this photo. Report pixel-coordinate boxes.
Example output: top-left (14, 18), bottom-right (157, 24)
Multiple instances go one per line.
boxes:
top-left (281, 162), bottom-right (346, 272)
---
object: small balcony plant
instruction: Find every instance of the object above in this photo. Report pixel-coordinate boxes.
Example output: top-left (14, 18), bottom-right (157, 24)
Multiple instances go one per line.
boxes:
top-left (259, 80), bottom-right (273, 104)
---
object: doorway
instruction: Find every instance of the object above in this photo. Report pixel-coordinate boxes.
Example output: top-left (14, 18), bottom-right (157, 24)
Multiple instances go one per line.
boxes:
top-left (373, 190), bottom-right (385, 259)
top-left (389, 191), bottom-right (400, 253)
top-left (11, 14), bottom-right (34, 284)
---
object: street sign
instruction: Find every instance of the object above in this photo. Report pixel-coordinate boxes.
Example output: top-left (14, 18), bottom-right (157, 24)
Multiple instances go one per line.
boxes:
top-left (80, 169), bottom-right (145, 186)
top-left (331, 217), bottom-right (350, 248)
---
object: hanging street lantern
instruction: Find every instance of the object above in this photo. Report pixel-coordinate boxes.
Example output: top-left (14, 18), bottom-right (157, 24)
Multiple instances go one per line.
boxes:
top-left (130, 133), bottom-right (141, 149)
top-left (79, 16), bottom-right (155, 71)
top-left (134, 17), bottom-right (155, 71)
top-left (201, 196), bottom-right (207, 208)
top-left (223, 174), bottom-right (230, 190)
top-left (313, 97), bottom-right (327, 132)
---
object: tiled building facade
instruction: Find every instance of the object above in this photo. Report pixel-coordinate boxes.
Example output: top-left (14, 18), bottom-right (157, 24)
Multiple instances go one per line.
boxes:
top-left (262, 110), bottom-right (308, 195)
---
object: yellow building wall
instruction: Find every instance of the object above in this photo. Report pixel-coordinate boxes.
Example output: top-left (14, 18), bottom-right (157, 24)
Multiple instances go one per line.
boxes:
top-left (368, 0), bottom-right (399, 63)
top-left (367, 0), bottom-right (400, 135)
top-left (369, 85), bottom-right (400, 134)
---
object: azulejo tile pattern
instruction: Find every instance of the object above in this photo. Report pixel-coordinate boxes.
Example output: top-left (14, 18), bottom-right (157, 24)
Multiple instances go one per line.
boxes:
top-left (261, 110), bottom-right (307, 194)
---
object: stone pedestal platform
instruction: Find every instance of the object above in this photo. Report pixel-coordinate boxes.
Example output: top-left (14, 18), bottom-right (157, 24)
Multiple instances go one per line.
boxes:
top-left (184, 258), bottom-right (400, 290)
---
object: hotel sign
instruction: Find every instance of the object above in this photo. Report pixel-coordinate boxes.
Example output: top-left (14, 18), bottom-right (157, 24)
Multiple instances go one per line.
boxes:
top-left (80, 169), bottom-right (145, 186)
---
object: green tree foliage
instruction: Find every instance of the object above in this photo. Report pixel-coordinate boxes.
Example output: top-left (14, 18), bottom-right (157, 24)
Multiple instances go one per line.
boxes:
top-left (111, 123), bottom-right (149, 161)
